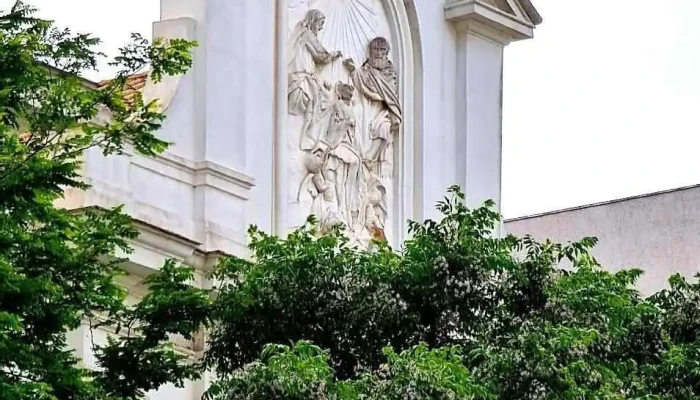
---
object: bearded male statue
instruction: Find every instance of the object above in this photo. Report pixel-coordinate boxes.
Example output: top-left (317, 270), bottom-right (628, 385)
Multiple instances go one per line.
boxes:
top-left (343, 37), bottom-right (402, 177)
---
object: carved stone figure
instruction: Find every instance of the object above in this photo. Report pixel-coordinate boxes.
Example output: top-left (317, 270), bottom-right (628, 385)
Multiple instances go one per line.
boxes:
top-left (297, 144), bottom-right (342, 233)
top-left (323, 83), bottom-right (362, 226)
top-left (357, 177), bottom-right (388, 248)
top-left (344, 37), bottom-right (403, 177)
top-left (287, 9), bottom-right (343, 150)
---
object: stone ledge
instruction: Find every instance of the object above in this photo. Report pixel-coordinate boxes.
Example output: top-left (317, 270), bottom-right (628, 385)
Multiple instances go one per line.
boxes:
top-left (70, 323), bottom-right (202, 372)
top-left (131, 151), bottom-right (256, 200)
top-left (73, 179), bottom-right (197, 241)
top-left (68, 193), bottom-right (247, 275)
top-left (78, 167), bottom-right (251, 256)
top-left (124, 214), bottom-right (246, 276)
top-left (445, 0), bottom-right (534, 42)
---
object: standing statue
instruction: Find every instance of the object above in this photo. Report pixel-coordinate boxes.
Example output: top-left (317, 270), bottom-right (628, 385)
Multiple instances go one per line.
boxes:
top-left (343, 37), bottom-right (402, 177)
top-left (323, 83), bottom-right (362, 227)
top-left (287, 9), bottom-right (343, 150)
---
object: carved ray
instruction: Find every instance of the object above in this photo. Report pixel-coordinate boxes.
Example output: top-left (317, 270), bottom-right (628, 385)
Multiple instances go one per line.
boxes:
top-left (310, 0), bottom-right (382, 80)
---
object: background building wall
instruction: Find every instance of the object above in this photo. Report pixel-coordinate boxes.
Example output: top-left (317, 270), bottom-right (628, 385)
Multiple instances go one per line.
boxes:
top-left (505, 184), bottom-right (700, 295)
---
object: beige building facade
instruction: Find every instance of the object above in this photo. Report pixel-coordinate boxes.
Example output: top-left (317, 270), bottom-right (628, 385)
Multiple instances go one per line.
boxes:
top-left (505, 184), bottom-right (700, 295)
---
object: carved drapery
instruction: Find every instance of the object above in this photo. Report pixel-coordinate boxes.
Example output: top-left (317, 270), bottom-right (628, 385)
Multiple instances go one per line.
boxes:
top-left (286, 0), bottom-right (401, 248)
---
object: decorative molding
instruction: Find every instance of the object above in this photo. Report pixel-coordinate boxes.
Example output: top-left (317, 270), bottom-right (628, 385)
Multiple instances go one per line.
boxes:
top-left (445, 0), bottom-right (535, 43)
top-left (93, 143), bottom-right (256, 200)
top-left (132, 218), bottom-right (202, 258)
top-left (193, 160), bottom-right (255, 198)
top-left (190, 248), bottom-right (228, 277)
top-left (131, 151), bottom-right (256, 200)
top-left (71, 186), bottom-right (248, 268)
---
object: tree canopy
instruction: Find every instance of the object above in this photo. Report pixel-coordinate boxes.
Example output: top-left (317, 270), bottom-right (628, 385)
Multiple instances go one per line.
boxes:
top-left (202, 188), bottom-right (700, 399)
top-left (0, 2), bottom-right (206, 399)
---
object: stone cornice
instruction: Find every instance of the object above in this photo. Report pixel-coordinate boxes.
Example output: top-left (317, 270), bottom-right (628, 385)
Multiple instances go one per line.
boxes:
top-left (518, 0), bottom-right (542, 25)
top-left (131, 150), bottom-right (256, 200)
top-left (445, 0), bottom-right (535, 43)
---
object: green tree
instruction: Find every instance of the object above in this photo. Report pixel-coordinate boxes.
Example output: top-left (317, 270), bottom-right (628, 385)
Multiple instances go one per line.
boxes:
top-left (203, 186), bottom-right (700, 399)
top-left (0, 2), bottom-right (209, 399)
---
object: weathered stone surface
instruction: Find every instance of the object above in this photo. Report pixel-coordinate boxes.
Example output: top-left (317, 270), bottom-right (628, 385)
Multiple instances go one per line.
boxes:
top-left (287, 4), bottom-right (402, 247)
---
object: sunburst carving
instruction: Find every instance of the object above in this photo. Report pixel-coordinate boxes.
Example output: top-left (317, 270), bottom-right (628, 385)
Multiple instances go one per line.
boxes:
top-left (310, 0), bottom-right (382, 79)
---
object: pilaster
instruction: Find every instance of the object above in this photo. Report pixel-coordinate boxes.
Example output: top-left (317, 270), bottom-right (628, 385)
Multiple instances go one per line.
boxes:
top-left (198, 0), bottom-right (276, 235)
top-left (445, 0), bottom-right (536, 212)
top-left (157, 0), bottom-right (276, 248)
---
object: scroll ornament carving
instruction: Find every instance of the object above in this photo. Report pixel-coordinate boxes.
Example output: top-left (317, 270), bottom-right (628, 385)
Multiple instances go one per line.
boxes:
top-left (142, 72), bottom-right (180, 113)
top-left (288, 8), bottom-right (402, 248)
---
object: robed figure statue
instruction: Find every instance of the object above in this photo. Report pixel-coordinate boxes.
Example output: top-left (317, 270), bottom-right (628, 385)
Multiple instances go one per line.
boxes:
top-left (287, 9), bottom-right (343, 150)
top-left (343, 37), bottom-right (402, 178)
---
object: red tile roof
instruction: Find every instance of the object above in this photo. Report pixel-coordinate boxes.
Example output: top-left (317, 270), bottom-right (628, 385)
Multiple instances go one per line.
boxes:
top-left (97, 71), bottom-right (149, 105)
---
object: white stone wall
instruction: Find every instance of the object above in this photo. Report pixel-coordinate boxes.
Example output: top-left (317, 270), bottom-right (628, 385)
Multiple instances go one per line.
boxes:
top-left (59, 0), bottom-right (541, 262)
top-left (60, 1), bottom-right (541, 399)
top-left (505, 185), bottom-right (700, 296)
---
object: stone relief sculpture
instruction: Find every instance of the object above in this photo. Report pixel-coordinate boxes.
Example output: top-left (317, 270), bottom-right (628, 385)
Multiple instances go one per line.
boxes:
top-left (287, 9), bottom-right (343, 150)
top-left (287, 3), bottom-right (401, 248)
top-left (344, 37), bottom-right (402, 178)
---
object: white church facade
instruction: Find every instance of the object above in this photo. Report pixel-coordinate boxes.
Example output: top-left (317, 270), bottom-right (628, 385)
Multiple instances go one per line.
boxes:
top-left (61, 0), bottom-right (542, 398)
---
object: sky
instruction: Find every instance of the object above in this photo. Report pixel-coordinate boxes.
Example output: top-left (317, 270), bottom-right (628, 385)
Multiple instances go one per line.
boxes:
top-left (502, 0), bottom-right (700, 217)
top-left (3, 0), bottom-right (700, 218)
top-left (0, 0), bottom-right (161, 81)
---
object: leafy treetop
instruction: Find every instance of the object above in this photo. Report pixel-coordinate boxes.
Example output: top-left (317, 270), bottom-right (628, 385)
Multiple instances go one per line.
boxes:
top-left (203, 186), bottom-right (700, 399)
top-left (0, 2), bottom-right (207, 400)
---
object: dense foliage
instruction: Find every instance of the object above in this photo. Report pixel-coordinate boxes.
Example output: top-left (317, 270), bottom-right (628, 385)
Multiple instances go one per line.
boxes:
top-left (203, 188), bottom-right (700, 399)
top-left (0, 2), bottom-right (207, 399)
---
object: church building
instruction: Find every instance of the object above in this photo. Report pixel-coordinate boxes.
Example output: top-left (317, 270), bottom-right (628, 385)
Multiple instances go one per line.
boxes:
top-left (63, 0), bottom-right (542, 398)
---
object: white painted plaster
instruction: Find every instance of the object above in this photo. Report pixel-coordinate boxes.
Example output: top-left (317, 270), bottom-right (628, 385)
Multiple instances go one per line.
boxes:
top-left (65, 1), bottom-right (540, 398)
